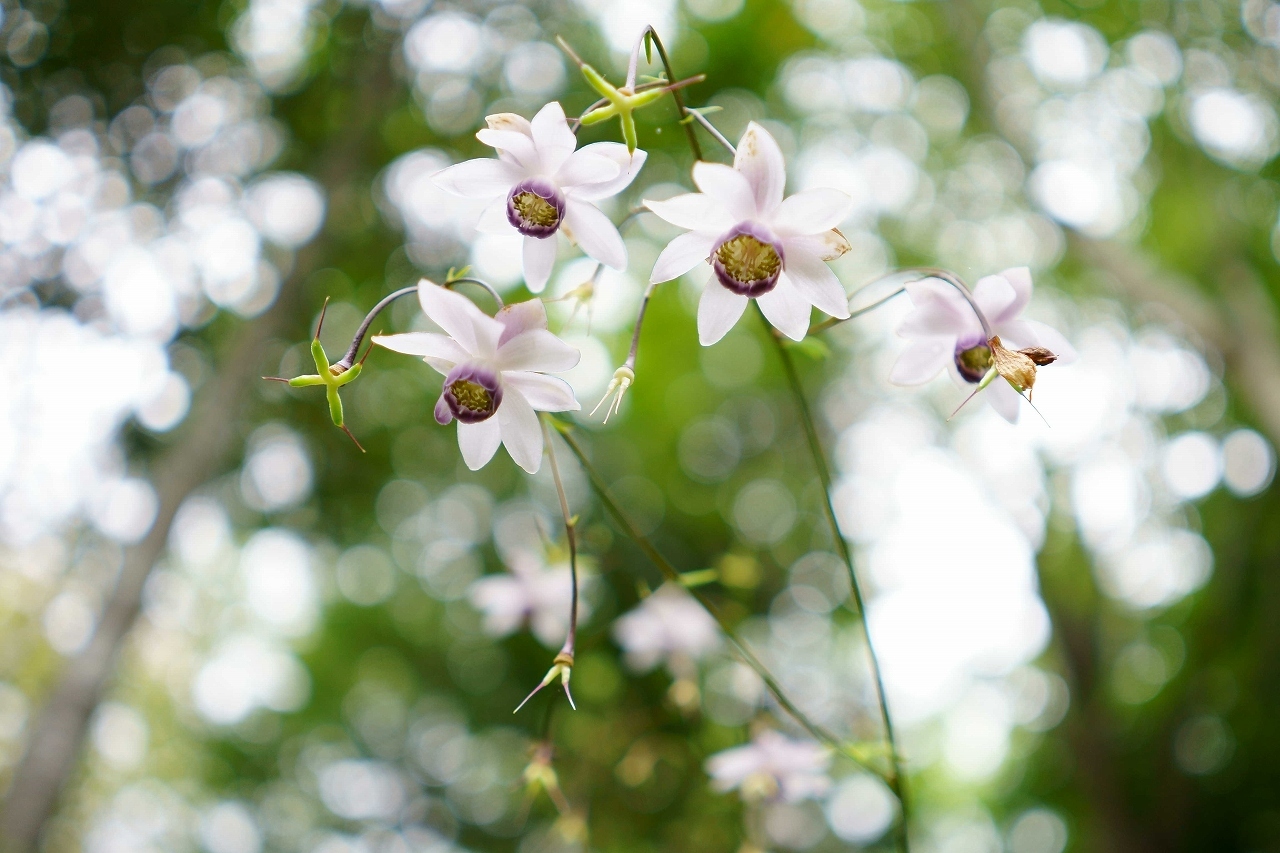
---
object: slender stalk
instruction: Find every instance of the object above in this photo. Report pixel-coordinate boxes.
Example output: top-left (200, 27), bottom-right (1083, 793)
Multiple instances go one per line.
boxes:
top-left (640, 27), bottom-right (702, 161)
top-left (555, 423), bottom-right (887, 778)
top-left (541, 415), bottom-right (579, 658)
top-left (764, 311), bottom-right (910, 852)
top-left (808, 286), bottom-right (907, 336)
top-left (689, 108), bottom-right (737, 158)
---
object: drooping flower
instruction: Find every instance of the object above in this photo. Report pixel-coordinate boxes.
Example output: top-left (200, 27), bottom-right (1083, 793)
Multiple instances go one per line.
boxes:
top-left (373, 280), bottom-right (580, 473)
top-left (705, 730), bottom-right (832, 802)
top-left (644, 122), bottom-right (854, 345)
top-left (889, 267), bottom-right (1077, 423)
top-left (434, 102), bottom-right (647, 293)
top-left (612, 583), bottom-right (722, 674)
top-left (469, 548), bottom-right (590, 648)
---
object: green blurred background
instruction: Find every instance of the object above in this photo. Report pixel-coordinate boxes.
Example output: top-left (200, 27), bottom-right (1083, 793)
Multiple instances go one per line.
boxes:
top-left (0, 0), bottom-right (1277, 851)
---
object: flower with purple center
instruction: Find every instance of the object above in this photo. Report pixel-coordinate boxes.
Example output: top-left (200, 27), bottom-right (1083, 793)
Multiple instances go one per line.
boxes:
top-left (643, 122), bottom-right (855, 345)
top-left (889, 267), bottom-right (1077, 422)
top-left (434, 102), bottom-right (647, 293)
top-left (373, 279), bottom-right (580, 473)
top-left (705, 730), bottom-right (832, 803)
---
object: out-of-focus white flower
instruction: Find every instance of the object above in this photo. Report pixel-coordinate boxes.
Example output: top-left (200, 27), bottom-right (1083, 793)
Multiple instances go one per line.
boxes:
top-left (434, 102), bottom-right (646, 293)
top-left (469, 549), bottom-right (588, 648)
top-left (612, 583), bottom-right (721, 673)
top-left (889, 267), bottom-right (1076, 423)
top-left (374, 280), bottom-right (580, 473)
top-left (644, 122), bottom-right (853, 345)
top-left (705, 729), bottom-right (832, 802)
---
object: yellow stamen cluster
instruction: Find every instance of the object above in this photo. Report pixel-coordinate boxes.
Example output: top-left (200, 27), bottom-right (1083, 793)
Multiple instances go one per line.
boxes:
top-left (450, 379), bottom-right (493, 412)
top-left (716, 234), bottom-right (780, 284)
top-left (513, 192), bottom-right (559, 227)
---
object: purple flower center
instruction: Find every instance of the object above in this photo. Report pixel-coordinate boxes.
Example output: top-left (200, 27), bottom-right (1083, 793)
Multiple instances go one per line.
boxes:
top-left (506, 178), bottom-right (565, 239)
top-left (954, 335), bottom-right (993, 384)
top-left (711, 222), bottom-right (785, 297)
top-left (436, 364), bottom-right (502, 424)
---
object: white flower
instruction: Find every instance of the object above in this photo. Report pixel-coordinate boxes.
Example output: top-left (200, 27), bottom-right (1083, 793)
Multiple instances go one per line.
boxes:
top-left (889, 266), bottom-right (1077, 423)
top-left (469, 549), bottom-right (588, 648)
top-left (705, 730), bottom-right (832, 802)
top-left (373, 280), bottom-right (580, 473)
top-left (644, 122), bottom-right (854, 345)
top-left (612, 583), bottom-right (721, 673)
top-left (434, 102), bottom-right (647, 293)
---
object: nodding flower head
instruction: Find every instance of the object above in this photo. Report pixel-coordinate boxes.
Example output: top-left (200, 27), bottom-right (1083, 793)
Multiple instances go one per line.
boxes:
top-left (438, 364), bottom-right (503, 424)
top-left (711, 222), bottom-right (785, 297)
top-left (507, 178), bottom-right (566, 239)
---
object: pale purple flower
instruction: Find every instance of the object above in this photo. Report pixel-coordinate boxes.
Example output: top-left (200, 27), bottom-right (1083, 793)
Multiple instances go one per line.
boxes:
top-left (644, 122), bottom-right (854, 345)
top-left (468, 549), bottom-right (589, 648)
top-left (705, 730), bottom-right (832, 802)
top-left (373, 280), bottom-right (580, 473)
top-left (434, 102), bottom-right (647, 293)
top-left (612, 583), bottom-right (721, 673)
top-left (889, 266), bottom-right (1077, 423)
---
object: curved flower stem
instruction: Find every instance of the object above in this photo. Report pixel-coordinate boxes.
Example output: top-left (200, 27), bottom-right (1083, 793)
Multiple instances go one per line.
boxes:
top-left (541, 415), bottom-right (579, 663)
top-left (554, 421), bottom-right (888, 779)
top-left (640, 27), bottom-right (701, 161)
top-left (807, 286), bottom-right (907, 336)
top-left (763, 310), bottom-right (910, 852)
top-left (815, 267), bottom-right (992, 341)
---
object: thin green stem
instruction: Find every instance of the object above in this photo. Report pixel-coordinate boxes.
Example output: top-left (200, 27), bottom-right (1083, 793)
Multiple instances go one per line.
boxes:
top-left (541, 415), bottom-right (579, 657)
top-left (763, 311), bottom-right (910, 852)
top-left (554, 423), bottom-right (886, 778)
top-left (641, 27), bottom-right (702, 161)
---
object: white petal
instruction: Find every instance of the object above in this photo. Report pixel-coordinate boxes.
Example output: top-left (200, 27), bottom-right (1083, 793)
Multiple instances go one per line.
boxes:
top-left (485, 112), bottom-right (533, 136)
top-left (475, 199), bottom-right (515, 234)
top-left (522, 235), bottom-right (558, 294)
top-left (418, 279), bottom-right (502, 356)
top-left (651, 231), bottom-right (715, 283)
top-left (571, 145), bottom-right (647, 201)
top-left (987, 380), bottom-right (1022, 423)
top-left (900, 278), bottom-right (981, 339)
top-left (697, 279), bottom-right (749, 346)
top-left (972, 272), bottom-right (1018, 326)
top-left (372, 331), bottom-right (468, 363)
top-left (757, 280), bottom-right (812, 341)
top-left (498, 389), bottom-right (544, 473)
top-left (504, 371), bottom-right (579, 411)
top-left (530, 102), bottom-right (577, 174)
top-left (780, 246), bottom-right (849, 318)
top-left (564, 200), bottom-right (626, 270)
top-left (434, 159), bottom-right (520, 199)
top-left (554, 149), bottom-right (620, 188)
top-left (643, 193), bottom-right (735, 233)
top-left (785, 228), bottom-right (851, 262)
top-left (734, 122), bottom-right (786, 216)
top-left (771, 188), bottom-right (853, 236)
top-left (496, 299), bottom-right (548, 346)
top-left (999, 266), bottom-right (1033, 316)
top-left (496, 329), bottom-right (580, 373)
top-left (476, 129), bottom-right (540, 173)
top-left (889, 339), bottom-right (952, 385)
top-left (692, 162), bottom-right (757, 220)
top-left (458, 418), bottom-right (502, 470)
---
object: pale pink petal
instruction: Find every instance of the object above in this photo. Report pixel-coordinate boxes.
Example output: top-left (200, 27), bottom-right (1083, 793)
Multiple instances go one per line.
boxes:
top-left (458, 418), bottom-right (502, 470)
top-left (734, 122), bottom-right (786, 216)
top-left (475, 199), bottom-right (515, 235)
top-left (504, 371), bottom-right (579, 411)
top-left (496, 299), bottom-right (548, 346)
top-left (780, 245), bottom-right (849, 318)
top-left (496, 329), bottom-right (580, 373)
top-left (530, 102), bottom-right (577, 174)
top-left (571, 145), bottom-right (647, 201)
top-left (692, 161), bottom-right (757, 220)
top-left (651, 231), bottom-right (715, 283)
top-left (889, 339), bottom-right (953, 385)
top-left (418, 279), bottom-right (502, 356)
top-left (476, 129), bottom-right (540, 173)
top-left (972, 272), bottom-right (1018, 325)
top-left (698, 279), bottom-right (749, 346)
top-left (371, 331), bottom-right (468, 363)
top-left (900, 279), bottom-right (982, 340)
top-left (522, 235), bottom-right (558, 294)
top-left (643, 193), bottom-right (735, 233)
top-left (987, 379), bottom-right (1022, 423)
top-left (498, 388), bottom-right (543, 473)
top-left (771, 188), bottom-right (853, 236)
top-left (564, 199), bottom-right (627, 270)
top-left (553, 149), bottom-right (619, 189)
top-left (485, 112), bottom-right (533, 136)
top-left (434, 158), bottom-right (521, 199)
top-left (997, 266), bottom-right (1033, 320)
top-left (757, 280), bottom-right (812, 341)
top-left (785, 228), bottom-right (852, 261)
top-left (1023, 319), bottom-right (1076, 363)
